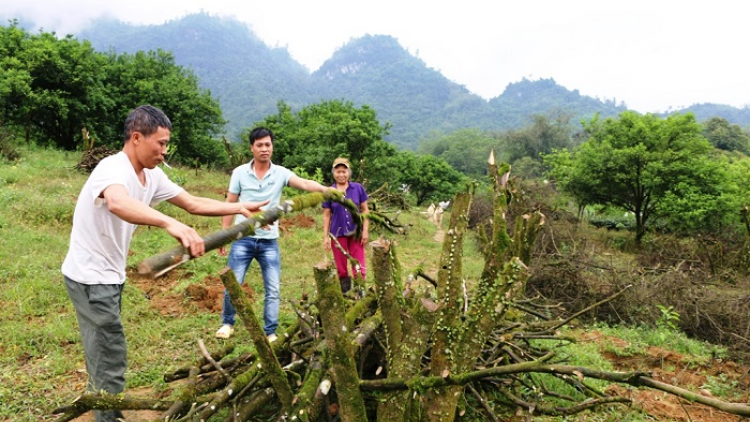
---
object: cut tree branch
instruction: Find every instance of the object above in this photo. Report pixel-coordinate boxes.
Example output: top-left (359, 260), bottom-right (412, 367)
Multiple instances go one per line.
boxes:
top-left (137, 190), bottom-right (346, 277)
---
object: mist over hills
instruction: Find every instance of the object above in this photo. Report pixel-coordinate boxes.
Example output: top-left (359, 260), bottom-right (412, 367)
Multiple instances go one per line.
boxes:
top-left (69, 13), bottom-right (750, 149)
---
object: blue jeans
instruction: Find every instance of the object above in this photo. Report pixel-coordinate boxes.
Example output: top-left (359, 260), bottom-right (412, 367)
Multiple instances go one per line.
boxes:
top-left (223, 237), bottom-right (281, 335)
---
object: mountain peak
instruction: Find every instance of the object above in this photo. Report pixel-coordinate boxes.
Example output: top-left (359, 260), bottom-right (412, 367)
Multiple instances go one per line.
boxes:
top-left (316, 34), bottom-right (420, 80)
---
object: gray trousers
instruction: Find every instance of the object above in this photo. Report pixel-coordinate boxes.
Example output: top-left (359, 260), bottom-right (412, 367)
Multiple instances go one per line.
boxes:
top-left (64, 276), bottom-right (127, 422)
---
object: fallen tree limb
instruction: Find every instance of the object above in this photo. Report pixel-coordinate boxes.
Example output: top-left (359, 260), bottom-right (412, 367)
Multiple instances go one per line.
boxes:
top-left (358, 361), bottom-right (750, 417)
top-left (163, 343), bottom-right (237, 382)
top-left (498, 388), bottom-right (632, 417)
top-left (636, 376), bottom-right (750, 416)
top-left (467, 384), bottom-right (501, 422)
top-left (52, 392), bottom-right (172, 422)
top-left (314, 263), bottom-right (369, 421)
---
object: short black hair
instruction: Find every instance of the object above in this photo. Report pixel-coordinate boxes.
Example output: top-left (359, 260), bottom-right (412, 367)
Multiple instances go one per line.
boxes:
top-left (123, 105), bottom-right (172, 142)
top-left (249, 127), bottom-right (274, 145)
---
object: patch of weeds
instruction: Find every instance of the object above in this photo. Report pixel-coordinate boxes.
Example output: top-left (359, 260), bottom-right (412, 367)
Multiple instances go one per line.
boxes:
top-left (9, 191), bottom-right (74, 227)
top-left (162, 164), bottom-right (189, 186)
top-left (588, 322), bottom-right (727, 365)
top-left (700, 373), bottom-right (741, 399)
top-left (655, 304), bottom-right (680, 331)
top-left (0, 127), bottom-right (21, 162)
top-left (1, 172), bottom-right (19, 185)
top-left (126, 365), bottom-right (172, 389)
top-left (581, 323), bottom-right (645, 357)
top-left (0, 187), bottom-right (20, 205)
top-left (554, 338), bottom-right (614, 371)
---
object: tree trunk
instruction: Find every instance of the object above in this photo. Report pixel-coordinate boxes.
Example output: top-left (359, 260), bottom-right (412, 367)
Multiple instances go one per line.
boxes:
top-left (313, 264), bottom-right (369, 421)
top-left (425, 190), bottom-right (473, 422)
top-left (372, 239), bottom-right (433, 421)
top-left (219, 267), bottom-right (295, 414)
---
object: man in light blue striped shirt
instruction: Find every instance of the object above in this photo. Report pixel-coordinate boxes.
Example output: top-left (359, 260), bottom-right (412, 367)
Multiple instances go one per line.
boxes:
top-left (216, 127), bottom-right (330, 340)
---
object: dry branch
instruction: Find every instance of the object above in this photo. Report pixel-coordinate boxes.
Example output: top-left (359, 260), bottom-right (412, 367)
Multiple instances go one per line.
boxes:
top-left (637, 376), bottom-right (750, 416)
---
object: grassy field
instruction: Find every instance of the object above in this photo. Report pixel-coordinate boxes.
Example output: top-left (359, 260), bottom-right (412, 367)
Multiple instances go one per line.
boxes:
top-left (0, 147), bottom-right (743, 422)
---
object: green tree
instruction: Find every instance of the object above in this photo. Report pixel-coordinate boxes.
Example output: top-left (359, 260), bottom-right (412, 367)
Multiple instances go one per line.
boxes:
top-left (546, 111), bottom-right (729, 243)
top-left (250, 99), bottom-right (465, 204)
top-left (0, 24), bottom-right (108, 149)
top-left (97, 49), bottom-right (226, 166)
top-left (417, 128), bottom-right (500, 178)
top-left (702, 117), bottom-right (750, 154)
top-left (0, 22), bottom-right (33, 137)
top-left (391, 151), bottom-right (466, 205)
top-left (256, 99), bottom-right (392, 183)
top-left (502, 112), bottom-right (575, 163)
top-left (0, 24), bottom-right (226, 165)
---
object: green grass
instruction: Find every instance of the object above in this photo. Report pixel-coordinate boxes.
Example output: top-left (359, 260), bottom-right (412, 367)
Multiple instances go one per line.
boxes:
top-left (586, 322), bottom-right (727, 365)
top-left (0, 147), bottom-right (736, 422)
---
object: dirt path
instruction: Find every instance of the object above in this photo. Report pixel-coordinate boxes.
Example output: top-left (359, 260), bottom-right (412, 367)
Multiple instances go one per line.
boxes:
top-left (434, 228), bottom-right (445, 243)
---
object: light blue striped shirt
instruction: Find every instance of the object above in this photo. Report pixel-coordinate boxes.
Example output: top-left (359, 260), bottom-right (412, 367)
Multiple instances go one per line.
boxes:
top-left (228, 160), bottom-right (294, 239)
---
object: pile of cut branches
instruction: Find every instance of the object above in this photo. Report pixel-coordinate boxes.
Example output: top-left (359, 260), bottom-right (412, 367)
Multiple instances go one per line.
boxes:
top-left (75, 145), bottom-right (119, 172)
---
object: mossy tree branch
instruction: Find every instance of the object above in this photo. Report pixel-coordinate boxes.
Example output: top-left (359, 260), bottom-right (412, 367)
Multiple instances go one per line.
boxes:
top-left (426, 190), bottom-right (473, 422)
top-left (289, 348), bottom-right (327, 422)
top-left (313, 264), bottom-right (368, 421)
top-left (137, 190), bottom-right (346, 277)
top-left (219, 267), bottom-right (295, 414)
top-left (51, 392), bottom-right (172, 422)
top-left (372, 240), bottom-right (412, 420)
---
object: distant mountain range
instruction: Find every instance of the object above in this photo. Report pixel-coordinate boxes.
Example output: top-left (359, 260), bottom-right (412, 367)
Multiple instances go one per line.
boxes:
top-left (66, 13), bottom-right (750, 150)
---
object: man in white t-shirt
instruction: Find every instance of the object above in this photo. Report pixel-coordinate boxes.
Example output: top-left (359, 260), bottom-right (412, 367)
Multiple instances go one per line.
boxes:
top-left (61, 105), bottom-right (267, 422)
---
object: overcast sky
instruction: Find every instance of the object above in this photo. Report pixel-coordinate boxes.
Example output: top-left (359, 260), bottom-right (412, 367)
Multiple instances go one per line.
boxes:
top-left (3, 1), bottom-right (749, 113)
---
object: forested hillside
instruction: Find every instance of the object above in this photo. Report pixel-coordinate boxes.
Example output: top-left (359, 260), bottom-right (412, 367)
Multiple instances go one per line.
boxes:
top-left (680, 102), bottom-right (750, 124)
top-left (72, 13), bottom-right (750, 150)
top-left (311, 34), bottom-right (490, 148)
top-left (78, 14), bottom-right (314, 136)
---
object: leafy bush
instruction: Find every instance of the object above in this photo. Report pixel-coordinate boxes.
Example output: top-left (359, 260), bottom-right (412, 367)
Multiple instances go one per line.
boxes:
top-left (0, 126), bottom-right (20, 162)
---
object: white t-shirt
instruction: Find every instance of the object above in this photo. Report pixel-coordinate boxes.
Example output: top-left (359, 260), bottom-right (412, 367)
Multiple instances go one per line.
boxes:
top-left (62, 152), bottom-right (183, 284)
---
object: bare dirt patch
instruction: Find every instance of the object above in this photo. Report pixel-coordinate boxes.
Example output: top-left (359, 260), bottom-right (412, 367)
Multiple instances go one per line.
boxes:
top-left (581, 331), bottom-right (750, 422)
top-left (279, 213), bottom-right (316, 232)
top-left (128, 270), bottom-right (256, 316)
